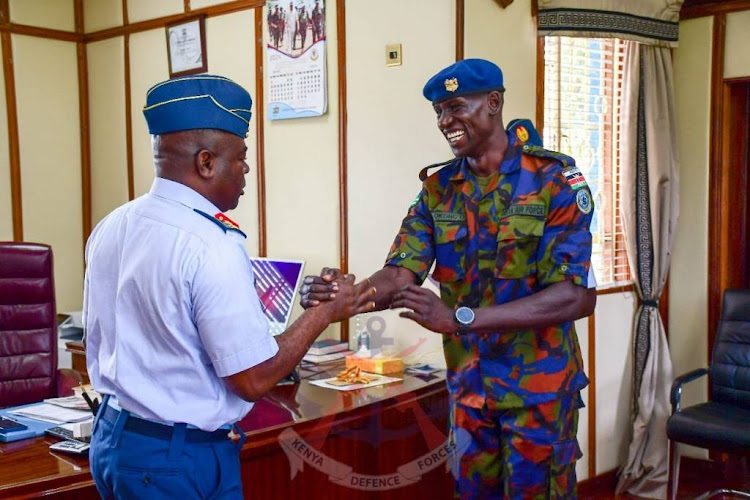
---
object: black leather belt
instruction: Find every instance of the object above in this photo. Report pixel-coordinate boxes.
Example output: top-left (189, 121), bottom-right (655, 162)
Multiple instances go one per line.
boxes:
top-left (101, 404), bottom-right (231, 443)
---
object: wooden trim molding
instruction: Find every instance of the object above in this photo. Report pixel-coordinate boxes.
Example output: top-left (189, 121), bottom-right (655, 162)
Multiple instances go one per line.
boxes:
top-left (707, 13), bottom-right (726, 376)
top-left (86, 0), bottom-right (264, 43)
top-left (587, 312), bottom-right (596, 479)
top-left (1, 0), bottom-right (22, 241)
top-left (184, 0), bottom-right (191, 13)
top-left (337, 0), bottom-right (349, 342)
top-left (254, 7), bottom-right (266, 257)
top-left (75, 0), bottom-right (92, 248)
top-left (681, 0), bottom-right (750, 20)
top-left (597, 283), bottom-right (635, 296)
top-left (455, 0), bottom-right (464, 62)
top-left (0, 23), bottom-right (82, 42)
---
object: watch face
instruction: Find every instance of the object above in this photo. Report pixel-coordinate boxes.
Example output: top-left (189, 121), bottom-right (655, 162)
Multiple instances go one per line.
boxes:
top-left (456, 307), bottom-right (474, 325)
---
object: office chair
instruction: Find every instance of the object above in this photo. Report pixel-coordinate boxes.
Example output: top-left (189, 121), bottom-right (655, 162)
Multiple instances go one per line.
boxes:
top-left (667, 289), bottom-right (750, 500)
top-left (0, 242), bottom-right (80, 408)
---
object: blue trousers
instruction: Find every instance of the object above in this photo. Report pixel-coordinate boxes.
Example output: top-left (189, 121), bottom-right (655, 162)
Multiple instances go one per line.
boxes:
top-left (90, 400), bottom-right (245, 499)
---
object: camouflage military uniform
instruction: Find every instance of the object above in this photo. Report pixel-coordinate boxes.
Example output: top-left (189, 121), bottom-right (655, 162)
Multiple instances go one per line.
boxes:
top-left (385, 129), bottom-right (593, 499)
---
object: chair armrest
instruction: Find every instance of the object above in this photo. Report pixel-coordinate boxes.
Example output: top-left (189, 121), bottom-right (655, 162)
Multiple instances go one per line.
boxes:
top-left (670, 368), bottom-right (708, 413)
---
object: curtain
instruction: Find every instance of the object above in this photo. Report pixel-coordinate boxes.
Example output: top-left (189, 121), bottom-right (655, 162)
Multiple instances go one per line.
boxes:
top-left (615, 42), bottom-right (679, 499)
top-left (537, 0), bottom-right (682, 48)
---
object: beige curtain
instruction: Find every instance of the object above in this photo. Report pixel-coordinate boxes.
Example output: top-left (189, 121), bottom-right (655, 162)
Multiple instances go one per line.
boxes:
top-left (615, 42), bottom-right (679, 499)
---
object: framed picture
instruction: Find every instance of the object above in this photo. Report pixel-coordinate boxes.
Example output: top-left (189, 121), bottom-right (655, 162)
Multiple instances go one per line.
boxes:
top-left (165, 15), bottom-right (207, 77)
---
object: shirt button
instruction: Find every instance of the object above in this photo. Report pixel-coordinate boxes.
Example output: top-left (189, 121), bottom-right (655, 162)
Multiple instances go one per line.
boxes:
top-left (400, 252), bottom-right (407, 258)
top-left (522, 145), bottom-right (530, 151)
top-left (560, 264), bottom-right (569, 271)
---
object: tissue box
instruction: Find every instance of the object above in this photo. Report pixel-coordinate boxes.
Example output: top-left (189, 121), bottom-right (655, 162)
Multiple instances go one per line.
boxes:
top-left (345, 355), bottom-right (404, 375)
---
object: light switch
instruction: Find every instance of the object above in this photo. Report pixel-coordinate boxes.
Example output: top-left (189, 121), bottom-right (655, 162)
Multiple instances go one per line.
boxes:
top-left (386, 43), bottom-right (402, 67)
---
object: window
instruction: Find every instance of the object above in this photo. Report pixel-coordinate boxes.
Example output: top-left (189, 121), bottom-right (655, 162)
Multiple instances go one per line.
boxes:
top-left (543, 36), bottom-right (632, 287)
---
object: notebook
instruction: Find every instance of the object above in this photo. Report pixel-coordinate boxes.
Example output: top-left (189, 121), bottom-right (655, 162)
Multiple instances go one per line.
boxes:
top-left (250, 257), bottom-right (305, 336)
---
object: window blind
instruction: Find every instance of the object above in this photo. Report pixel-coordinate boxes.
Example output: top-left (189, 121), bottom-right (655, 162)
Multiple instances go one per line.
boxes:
top-left (543, 36), bottom-right (631, 287)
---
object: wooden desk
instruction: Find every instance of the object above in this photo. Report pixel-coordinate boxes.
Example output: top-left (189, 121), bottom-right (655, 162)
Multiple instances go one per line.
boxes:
top-left (0, 366), bottom-right (452, 499)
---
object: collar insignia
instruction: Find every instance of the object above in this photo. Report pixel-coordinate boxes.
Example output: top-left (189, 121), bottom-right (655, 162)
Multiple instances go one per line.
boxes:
top-left (444, 78), bottom-right (459, 92)
top-left (214, 212), bottom-right (241, 230)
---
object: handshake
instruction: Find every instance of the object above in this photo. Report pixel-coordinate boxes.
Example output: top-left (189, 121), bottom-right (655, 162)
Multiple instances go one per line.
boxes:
top-left (299, 266), bottom-right (460, 335)
top-left (298, 267), bottom-right (378, 323)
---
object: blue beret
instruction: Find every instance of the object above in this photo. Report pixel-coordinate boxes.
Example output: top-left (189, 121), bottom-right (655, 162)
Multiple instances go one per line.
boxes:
top-left (423, 59), bottom-right (504, 104)
top-left (143, 74), bottom-right (252, 138)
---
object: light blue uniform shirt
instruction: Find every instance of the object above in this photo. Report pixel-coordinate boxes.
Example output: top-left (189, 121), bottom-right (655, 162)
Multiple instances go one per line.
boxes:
top-left (83, 178), bottom-right (279, 431)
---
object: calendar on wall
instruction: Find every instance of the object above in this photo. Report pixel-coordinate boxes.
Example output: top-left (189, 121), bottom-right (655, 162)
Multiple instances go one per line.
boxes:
top-left (266, 0), bottom-right (328, 120)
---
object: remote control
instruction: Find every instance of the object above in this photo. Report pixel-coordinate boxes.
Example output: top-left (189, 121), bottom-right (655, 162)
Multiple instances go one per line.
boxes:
top-left (49, 440), bottom-right (90, 455)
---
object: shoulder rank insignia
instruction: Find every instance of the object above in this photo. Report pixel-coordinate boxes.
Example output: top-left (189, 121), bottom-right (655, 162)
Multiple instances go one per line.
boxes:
top-left (419, 157), bottom-right (461, 182)
top-left (193, 209), bottom-right (247, 239)
top-left (521, 144), bottom-right (575, 169)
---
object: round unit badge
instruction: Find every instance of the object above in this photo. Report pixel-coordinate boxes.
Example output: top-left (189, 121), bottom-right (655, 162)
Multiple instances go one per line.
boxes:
top-left (576, 189), bottom-right (592, 214)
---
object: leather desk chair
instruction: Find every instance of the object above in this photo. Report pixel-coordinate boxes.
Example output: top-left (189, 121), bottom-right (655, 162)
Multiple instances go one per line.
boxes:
top-left (667, 289), bottom-right (750, 500)
top-left (0, 242), bottom-right (79, 408)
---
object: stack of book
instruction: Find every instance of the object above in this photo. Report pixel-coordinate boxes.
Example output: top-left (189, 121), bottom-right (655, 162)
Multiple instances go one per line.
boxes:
top-left (302, 339), bottom-right (351, 364)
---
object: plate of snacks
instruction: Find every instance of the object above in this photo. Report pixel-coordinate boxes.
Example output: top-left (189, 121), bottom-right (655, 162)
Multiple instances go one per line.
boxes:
top-left (310, 366), bottom-right (402, 391)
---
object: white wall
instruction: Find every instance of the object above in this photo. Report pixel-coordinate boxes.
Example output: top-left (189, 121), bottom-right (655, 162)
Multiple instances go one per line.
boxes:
top-left (9, 0), bottom-right (75, 32)
top-left (671, 16), bottom-right (713, 458)
top-left (347, 0), bottom-right (454, 365)
top-left (724, 10), bottom-right (750, 78)
top-left (13, 35), bottom-right (82, 312)
top-left (88, 37), bottom-right (129, 226)
top-left (465, 0), bottom-right (537, 121)
top-left (84, 0), bottom-right (123, 33)
top-left (205, 9), bottom-right (260, 255)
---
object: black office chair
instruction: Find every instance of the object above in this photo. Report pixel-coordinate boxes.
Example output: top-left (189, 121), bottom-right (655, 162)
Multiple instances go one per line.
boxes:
top-left (667, 289), bottom-right (750, 500)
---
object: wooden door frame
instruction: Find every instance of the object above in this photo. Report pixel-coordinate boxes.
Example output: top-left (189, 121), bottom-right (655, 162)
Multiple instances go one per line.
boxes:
top-left (706, 12), bottom-right (750, 369)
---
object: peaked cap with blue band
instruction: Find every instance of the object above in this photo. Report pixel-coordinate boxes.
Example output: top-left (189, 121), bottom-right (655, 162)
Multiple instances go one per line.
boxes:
top-left (423, 58), bottom-right (504, 104)
top-left (143, 74), bottom-right (252, 138)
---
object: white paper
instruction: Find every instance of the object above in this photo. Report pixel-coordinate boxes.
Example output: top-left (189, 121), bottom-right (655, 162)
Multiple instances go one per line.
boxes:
top-left (10, 402), bottom-right (93, 424)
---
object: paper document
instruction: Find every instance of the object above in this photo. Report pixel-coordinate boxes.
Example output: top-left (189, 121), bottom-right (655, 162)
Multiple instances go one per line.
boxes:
top-left (9, 402), bottom-right (93, 424)
top-left (44, 395), bottom-right (91, 411)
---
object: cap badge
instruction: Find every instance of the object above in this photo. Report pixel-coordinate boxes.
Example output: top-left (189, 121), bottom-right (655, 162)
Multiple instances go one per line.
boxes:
top-left (516, 125), bottom-right (529, 143)
top-left (444, 78), bottom-right (459, 92)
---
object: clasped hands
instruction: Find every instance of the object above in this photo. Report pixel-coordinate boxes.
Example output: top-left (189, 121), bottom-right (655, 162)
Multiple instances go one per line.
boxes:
top-left (300, 268), bottom-right (458, 334)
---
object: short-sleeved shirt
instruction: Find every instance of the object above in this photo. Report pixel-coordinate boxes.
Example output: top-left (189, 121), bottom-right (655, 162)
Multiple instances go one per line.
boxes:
top-left (385, 132), bottom-right (593, 410)
top-left (83, 178), bottom-right (279, 431)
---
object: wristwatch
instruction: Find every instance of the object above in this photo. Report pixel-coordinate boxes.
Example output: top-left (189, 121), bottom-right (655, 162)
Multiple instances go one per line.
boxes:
top-left (454, 306), bottom-right (475, 334)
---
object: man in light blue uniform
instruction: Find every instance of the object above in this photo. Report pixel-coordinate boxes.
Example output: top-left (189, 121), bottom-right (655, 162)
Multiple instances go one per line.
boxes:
top-left (83, 74), bottom-right (375, 498)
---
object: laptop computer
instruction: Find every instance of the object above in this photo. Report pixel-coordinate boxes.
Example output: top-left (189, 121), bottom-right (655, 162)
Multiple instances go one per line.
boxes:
top-left (249, 257), bottom-right (305, 336)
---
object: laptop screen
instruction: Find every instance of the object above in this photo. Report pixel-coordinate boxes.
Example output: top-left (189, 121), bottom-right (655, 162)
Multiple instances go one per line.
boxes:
top-left (249, 257), bottom-right (305, 336)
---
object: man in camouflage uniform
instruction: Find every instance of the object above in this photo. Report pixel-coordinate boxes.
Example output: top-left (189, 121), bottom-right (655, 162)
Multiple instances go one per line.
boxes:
top-left (301, 58), bottom-right (596, 499)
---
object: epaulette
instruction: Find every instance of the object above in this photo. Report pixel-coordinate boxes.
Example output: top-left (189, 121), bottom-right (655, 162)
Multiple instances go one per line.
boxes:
top-left (193, 209), bottom-right (247, 239)
top-left (521, 144), bottom-right (576, 169)
top-left (507, 118), bottom-right (543, 147)
top-left (419, 157), bottom-right (461, 182)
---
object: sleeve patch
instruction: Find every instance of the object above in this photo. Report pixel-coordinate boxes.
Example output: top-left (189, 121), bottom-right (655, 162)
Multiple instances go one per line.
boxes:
top-left (562, 166), bottom-right (588, 190)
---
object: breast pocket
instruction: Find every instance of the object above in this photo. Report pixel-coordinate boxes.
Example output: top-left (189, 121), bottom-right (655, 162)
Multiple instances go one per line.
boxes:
top-left (495, 216), bottom-right (545, 278)
top-left (432, 223), bottom-right (468, 283)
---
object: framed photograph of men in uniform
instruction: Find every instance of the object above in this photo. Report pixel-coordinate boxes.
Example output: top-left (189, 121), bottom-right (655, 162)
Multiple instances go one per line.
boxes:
top-left (165, 15), bottom-right (208, 77)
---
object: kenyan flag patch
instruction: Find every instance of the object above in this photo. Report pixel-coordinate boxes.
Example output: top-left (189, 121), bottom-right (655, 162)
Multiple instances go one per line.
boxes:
top-left (562, 166), bottom-right (587, 190)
